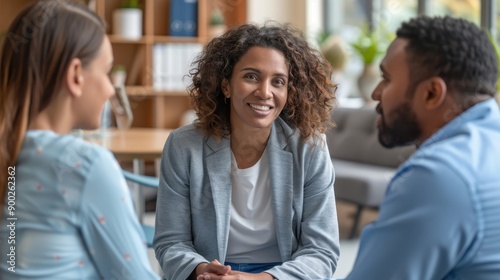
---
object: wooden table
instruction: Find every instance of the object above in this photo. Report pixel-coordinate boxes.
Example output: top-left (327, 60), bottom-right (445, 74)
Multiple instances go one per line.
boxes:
top-left (85, 128), bottom-right (171, 161)
top-left (85, 128), bottom-right (171, 220)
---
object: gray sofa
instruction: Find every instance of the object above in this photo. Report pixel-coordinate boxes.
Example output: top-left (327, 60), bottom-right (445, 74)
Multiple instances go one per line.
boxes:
top-left (325, 106), bottom-right (415, 238)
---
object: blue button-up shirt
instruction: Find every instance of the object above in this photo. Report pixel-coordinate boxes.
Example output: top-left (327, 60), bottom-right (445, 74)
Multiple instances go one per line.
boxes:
top-left (0, 130), bottom-right (159, 279)
top-left (345, 99), bottom-right (500, 280)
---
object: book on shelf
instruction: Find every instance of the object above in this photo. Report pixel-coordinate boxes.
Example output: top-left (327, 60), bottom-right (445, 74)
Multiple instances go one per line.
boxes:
top-left (152, 43), bottom-right (203, 92)
top-left (169, 0), bottom-right (198, 37)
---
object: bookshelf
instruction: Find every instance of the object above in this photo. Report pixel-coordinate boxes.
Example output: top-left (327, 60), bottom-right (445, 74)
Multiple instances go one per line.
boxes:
top-left (0, 0), bottom-right (247, 128)
top-left (95, 0), bottom-right (209, 128)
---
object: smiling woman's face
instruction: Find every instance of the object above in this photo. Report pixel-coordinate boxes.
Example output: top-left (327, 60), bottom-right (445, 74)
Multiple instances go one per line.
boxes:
top-left (222, 46), bottom-right (289, 135)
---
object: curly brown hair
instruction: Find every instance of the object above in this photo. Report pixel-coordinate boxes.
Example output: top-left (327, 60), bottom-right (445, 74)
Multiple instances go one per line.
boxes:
top-left (189, 22), bottom-right (336, 141)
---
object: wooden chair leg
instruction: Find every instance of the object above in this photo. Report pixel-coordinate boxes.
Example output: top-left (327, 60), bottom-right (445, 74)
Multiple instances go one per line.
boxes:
top-left (349, 205), bottom-right (365, 239)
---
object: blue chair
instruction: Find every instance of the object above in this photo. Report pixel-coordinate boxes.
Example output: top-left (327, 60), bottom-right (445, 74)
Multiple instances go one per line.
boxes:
top-left (122, 170), bottom-right (159, 248)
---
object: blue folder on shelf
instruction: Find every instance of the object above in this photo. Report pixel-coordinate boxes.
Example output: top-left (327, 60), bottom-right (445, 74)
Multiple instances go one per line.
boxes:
top-left (169, 0), bottom-right (198, 37)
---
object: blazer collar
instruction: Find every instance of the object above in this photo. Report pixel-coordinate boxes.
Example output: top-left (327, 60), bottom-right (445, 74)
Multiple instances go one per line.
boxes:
top-left (205, 117), bottom-right (293, 153)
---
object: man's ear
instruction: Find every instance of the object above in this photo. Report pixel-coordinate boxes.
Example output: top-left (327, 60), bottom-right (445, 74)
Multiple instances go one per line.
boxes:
top-left (417, 76), bottom-right (447, 110)
top-left (65, 58), bottom-right (84, 98)
top-left (221, 79), bottom-right (229, 98)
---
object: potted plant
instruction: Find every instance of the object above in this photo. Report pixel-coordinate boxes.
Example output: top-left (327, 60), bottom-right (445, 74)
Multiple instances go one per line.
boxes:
top-left (111, 64), bottom-right (127, 87)
top-left (113, 0), bottom-right (142, 40)
top-left (208, 9), bottom-right (226, 38)
top-left (350, 26), bottom-right (388, 103)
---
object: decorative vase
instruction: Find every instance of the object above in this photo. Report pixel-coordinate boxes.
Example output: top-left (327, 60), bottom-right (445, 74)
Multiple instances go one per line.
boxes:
top-left (357, 64), bottom-right (380, 103)
top-left (111, 69), bottom-right (127, 87)
top-left (112, 8), bottom-right (142, 40)
top-left (110, 86), bottom-right (133, 130)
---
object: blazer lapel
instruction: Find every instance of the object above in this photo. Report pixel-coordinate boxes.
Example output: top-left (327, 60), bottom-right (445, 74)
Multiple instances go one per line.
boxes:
top-left (268, 120), bottom-right (294, 260)
top-left (205, 136), bottom-right (232, 260)
top-left (204, 119), bottom-right (295, 261)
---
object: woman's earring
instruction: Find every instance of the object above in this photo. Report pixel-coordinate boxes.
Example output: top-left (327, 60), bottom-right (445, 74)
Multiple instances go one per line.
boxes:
top-left (224, 96), bottom-right (229, 105)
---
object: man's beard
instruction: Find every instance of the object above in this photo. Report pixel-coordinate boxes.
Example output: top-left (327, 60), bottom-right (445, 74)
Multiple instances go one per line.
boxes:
top-left (376, 101), bottom-right (421, 148)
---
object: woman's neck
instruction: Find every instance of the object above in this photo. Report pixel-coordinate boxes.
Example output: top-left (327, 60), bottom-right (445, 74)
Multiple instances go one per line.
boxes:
top-left (29, 99), bottom-right (73, 134)
top-left (230, 128), bottom-right (270, 169)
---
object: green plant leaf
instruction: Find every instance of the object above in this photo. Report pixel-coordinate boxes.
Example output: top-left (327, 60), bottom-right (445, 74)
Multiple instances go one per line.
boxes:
top-left (122, 0), bottom-right (140, 9)
top-left (113, 64), bottom-right (126, 72)
top-left (316, 30), bottom-right (332, 46)
top-left (209, 10), bottom-right (224, 26)
top-left (349, 25), bottom-right (389, 65)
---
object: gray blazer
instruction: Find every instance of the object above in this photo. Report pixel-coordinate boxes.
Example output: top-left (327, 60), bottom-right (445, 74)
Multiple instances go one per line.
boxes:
top-left (154, 118), bottom-right (340, 280)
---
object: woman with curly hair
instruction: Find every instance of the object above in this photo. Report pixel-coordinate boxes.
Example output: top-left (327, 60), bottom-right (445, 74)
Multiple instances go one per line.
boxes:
top-left (154, 23), bottom-right (340, 280)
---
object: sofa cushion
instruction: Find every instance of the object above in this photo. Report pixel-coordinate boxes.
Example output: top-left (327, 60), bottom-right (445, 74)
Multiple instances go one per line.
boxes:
top-left (326, 106), bottom-right (416, 210)
top-left (332, 159), bottom-right (395, 207)
top-left (326, 107), bottom-right (414, 168)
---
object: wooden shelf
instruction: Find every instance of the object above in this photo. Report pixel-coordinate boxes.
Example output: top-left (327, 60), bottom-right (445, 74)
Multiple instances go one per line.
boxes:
top-left (0, 0), bottom-right (246, 129)
top-left (153, 36), bottom-right (204, 44)
top-left (108, 35), bottom-right (148, 44)
top-left (99, 0), bottom-right (206, 128)
top-left (108, 35), bottom-right (203, 44)
top-left (125, 86), bottom-right (189, 97)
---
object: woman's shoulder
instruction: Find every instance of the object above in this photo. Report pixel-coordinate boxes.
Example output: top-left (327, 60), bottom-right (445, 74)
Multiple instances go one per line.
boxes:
top-left (18, 131), bottom-right (120, 211)
top-left (22, 130), bottom-right (114, 172)
top-left (167, 123), bottom-right (207, 145)
top-left (171, 123), bottom-right (203, 136)
top-left (273, 118), bottom-right (326, 148)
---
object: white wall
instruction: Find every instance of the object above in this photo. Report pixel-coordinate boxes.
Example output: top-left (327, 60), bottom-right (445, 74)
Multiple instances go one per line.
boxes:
top-left (247, 0), bottom-right (306, 29)
top-left (247, 0), bottom-right (323, 43)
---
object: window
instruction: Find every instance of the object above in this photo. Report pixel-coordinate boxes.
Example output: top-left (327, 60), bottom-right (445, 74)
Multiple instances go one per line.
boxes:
top-left (381, 0), bottom-right (417, 32)
top-left (427, 0), bottom-right (480, 25)
top-left (320, 0), bottom-right (494, 104)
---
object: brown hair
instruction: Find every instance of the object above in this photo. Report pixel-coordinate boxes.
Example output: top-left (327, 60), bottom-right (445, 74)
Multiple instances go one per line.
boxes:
top-left (189, 22), bottom-right (336, 140)
top-left (0, 0), bottom-right (105, 208)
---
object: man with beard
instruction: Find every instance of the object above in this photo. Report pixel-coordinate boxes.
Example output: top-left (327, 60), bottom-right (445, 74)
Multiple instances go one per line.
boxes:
top-left (343, 16), bottom-right (500, 279)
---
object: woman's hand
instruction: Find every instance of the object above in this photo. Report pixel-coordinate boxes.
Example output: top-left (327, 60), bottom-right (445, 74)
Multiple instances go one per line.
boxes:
top-left (195, 259), bottom-right (231, 280)
top-left (197, 270), bottom-right (275, 280)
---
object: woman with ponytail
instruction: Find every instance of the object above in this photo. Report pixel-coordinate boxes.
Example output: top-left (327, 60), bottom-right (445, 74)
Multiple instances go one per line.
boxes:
top-left (0, 1), bottom-right (159, 279)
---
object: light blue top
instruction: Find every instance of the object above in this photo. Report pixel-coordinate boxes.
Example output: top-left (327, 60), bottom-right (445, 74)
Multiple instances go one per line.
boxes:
top-left (345, 99), bottom-right (500, 280)
top-left (154, 117), bottom-right (340, 279)
top-left (0, 130), bottom-right (159, 280)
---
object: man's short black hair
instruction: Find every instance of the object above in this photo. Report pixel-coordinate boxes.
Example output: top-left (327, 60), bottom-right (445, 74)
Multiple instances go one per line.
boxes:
top-left (397, 16), bottom-right (498, 99)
